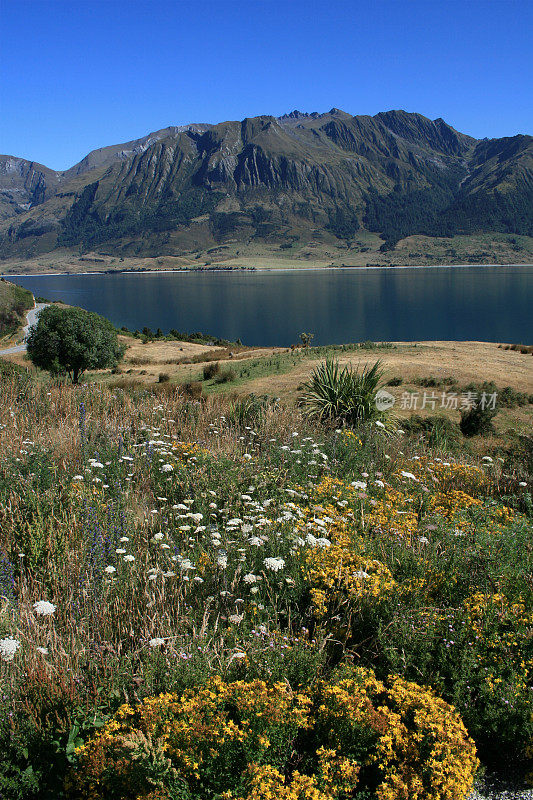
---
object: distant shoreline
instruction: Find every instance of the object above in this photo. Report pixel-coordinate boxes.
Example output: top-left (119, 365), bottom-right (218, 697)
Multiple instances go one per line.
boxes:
top-left (2, 262), bottom-right (532, 278)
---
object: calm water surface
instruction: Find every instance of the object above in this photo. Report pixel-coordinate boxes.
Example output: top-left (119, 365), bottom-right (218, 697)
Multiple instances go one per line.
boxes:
top-left (8, 265), bottom-right (533, 347)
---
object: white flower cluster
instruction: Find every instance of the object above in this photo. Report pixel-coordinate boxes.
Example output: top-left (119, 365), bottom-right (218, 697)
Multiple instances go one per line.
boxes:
top-left (33, 600), bottom-right (56, 616)
top-left (263, 557), bottom-right (285, 572)
top-left (0, 637), bottom-right (21, 662)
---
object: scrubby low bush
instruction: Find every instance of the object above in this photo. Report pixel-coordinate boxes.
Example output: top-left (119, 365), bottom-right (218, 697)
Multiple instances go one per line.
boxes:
top-left (66, 670), bottom-right (478, 800)
top-left (461, 380), bottom-right (530, 408)
top-left (203, 361), bottom-right (220, 380)
top-left (460, 404), bottom-right (497, 437)
top-left (403, 414), bottom-right (462, 448)
top-left (179, 381), bottom-right (204, 399)
top-left (414, 375), bottom-right (441, 387)
top-left (215, 367), bottom-right (237, 384)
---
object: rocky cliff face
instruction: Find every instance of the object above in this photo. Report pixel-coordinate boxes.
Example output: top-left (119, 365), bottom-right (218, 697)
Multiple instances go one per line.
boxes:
top-left (0, 156), bottom-right (61, 220)
top-left (0, 109), bottom-right (531, 257)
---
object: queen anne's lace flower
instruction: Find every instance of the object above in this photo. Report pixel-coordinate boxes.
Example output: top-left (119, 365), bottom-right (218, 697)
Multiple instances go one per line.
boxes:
top-left (263, 557), bottom-right (285, 572)
top-left (0, 637), bottom-right (20, 661)
top-left (33, 600), bottom-right (56, 616)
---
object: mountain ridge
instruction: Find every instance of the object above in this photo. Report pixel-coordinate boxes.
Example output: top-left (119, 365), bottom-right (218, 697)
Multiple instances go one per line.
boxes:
top-left (1, 108), bottom-right (531, 260)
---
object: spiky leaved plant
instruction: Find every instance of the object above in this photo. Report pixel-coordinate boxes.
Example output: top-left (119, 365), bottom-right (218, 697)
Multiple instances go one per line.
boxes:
top-left (299, 357), bottom-right (385, 426)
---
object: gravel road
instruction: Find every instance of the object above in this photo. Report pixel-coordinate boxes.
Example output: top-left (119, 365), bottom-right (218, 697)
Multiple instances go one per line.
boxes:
top-left (0, 302), bottom-right (48, 355)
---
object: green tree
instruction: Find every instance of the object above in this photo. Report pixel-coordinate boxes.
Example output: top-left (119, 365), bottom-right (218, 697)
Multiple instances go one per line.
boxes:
top-left (299, 332), bottom-right (315, 348)
top-left (26, 306), bottom-right (124, 383)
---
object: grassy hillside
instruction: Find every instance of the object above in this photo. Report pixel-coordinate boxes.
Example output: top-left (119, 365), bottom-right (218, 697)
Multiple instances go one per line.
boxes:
top-left (0, 357), bottom-right (531, 797)
top-left (1, 229), bottom-right (532, 276)
top-left (0, 278), bottom-right (33, 338)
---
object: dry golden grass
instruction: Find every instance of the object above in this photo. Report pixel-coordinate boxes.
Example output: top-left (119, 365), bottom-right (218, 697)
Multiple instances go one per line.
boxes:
top-left (0, 352), bottom-right (31, 369)
top-left (120, 335), bottom-right (225, 362)
top-left (4, 339), bottom-right (531, 404)
top-left (235, 341), bottom-right (533, 398)
top-left (115, 336), bottom-right (284, 383)
top-left (3, 337), bottom-right (531, 444)
top-left (221, 341), bottom-right (533, 444)
top-left (95, 339), bottom-right (533, 446)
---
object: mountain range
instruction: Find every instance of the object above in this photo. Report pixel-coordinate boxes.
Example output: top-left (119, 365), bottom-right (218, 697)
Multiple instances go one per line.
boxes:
top-left (1, 108), bottom-right (531, 260)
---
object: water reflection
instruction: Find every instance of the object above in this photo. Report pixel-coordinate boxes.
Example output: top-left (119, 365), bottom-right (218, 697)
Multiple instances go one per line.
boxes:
top-left (8, 265), bottom-right (533, 346)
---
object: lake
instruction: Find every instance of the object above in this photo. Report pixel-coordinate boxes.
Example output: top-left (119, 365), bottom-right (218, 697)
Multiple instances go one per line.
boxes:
top-left (7, 265), bottom-right (533, 347)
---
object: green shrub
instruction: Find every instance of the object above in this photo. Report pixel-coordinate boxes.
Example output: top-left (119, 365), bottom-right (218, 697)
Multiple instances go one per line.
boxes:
top-left (461, 381), bottom-right (529, 408)
top-left (404, 414), bottom-right (462, 448)
top-left (460, 404), bottom-right (497, 437)
top-left (414, 375), bottom-right (440, 387)
top-left (374, 590), bottom-right (533, 766)
top-left (215, 368), bottom-right (237, 384)
top-left (180, 381), bottom-right (204, 399)
top-left (203, 361), bottom-right (220, 380)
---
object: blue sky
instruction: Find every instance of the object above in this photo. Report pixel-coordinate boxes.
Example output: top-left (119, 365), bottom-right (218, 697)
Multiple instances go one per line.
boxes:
top-left (1, 0), bottom-right (532, 170)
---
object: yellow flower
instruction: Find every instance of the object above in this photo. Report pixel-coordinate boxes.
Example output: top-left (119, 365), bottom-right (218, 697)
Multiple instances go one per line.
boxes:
top-left (68, 672), bottom-right (478, 800)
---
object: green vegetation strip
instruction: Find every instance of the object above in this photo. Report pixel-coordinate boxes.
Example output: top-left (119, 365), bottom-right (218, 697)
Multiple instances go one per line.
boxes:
top-left (201, 342), bottom-right (396, 393)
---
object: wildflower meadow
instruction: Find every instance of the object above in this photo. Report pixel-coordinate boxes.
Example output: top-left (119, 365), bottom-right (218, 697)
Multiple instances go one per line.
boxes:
top-left (0, 363), bottom-right (531, 799)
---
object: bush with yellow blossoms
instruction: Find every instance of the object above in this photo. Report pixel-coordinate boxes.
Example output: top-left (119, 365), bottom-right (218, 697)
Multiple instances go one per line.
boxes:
top-left (67, 669), bottom-right (478, 800)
